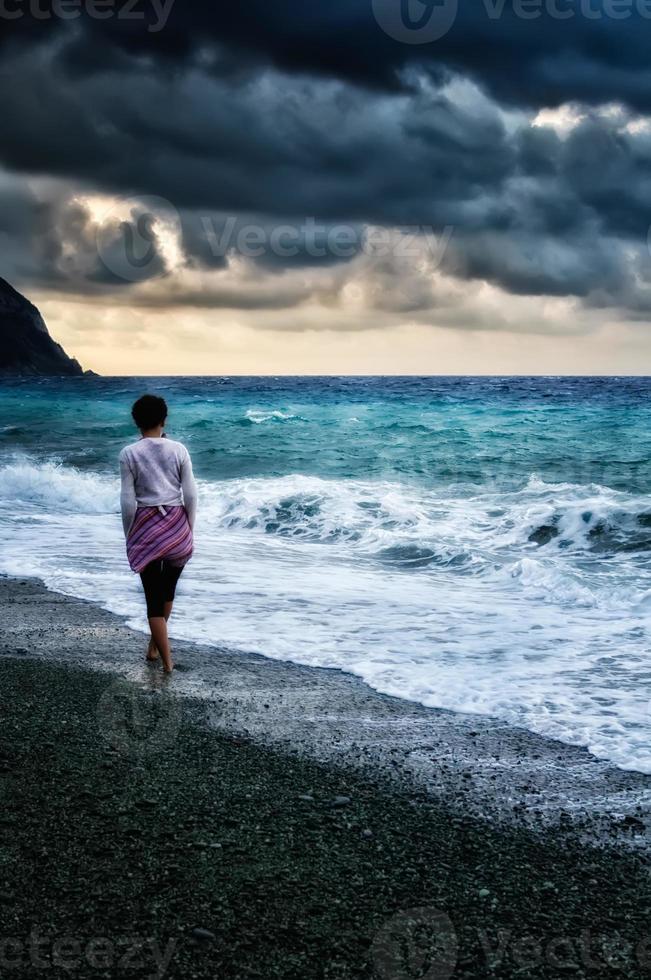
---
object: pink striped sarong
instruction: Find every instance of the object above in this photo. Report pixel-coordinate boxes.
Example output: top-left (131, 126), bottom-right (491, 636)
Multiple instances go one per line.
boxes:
top-left (126, 505), bottom-right (193, 574)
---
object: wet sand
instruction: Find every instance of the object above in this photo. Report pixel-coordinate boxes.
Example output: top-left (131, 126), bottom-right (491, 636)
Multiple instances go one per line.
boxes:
top-left (1, 576), bottom-right (651, 977)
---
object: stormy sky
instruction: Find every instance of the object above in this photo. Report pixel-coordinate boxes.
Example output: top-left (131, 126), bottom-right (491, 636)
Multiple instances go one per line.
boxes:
top-left (3, 0), bottom-right (651, 373)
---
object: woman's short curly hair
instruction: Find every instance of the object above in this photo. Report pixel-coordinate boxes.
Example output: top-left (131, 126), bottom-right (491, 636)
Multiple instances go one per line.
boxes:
top-left (131, 394), bottom-right (168, 431)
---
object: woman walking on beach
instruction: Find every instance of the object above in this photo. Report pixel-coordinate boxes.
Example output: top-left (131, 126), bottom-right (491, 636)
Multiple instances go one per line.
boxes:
top-left (119, 395), bottom-right (197, 674)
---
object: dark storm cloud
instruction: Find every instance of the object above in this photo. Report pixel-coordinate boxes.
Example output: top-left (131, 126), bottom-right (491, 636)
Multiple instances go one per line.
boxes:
top-left (2, 50), bottom-right (650, 316)
top-left (443, 225), bottom-right (631, 298)
top-left (181, 213), bottom-right (367, 272)
top-left (3, 4), bottom-right (651, 323)
top-left (6, 0), bottom-right (651, 111)
top-left (0, 45), bottom-right (517, 220)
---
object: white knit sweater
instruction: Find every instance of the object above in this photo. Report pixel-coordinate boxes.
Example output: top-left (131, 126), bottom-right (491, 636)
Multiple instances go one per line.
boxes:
top-left (119, 437), bottom-right (198, 537)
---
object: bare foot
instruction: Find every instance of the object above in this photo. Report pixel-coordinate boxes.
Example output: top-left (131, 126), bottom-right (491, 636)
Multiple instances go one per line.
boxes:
top-left (146, 638), bottom-right (160, 663)
top-left (159, 646), bottom-right (174, 673)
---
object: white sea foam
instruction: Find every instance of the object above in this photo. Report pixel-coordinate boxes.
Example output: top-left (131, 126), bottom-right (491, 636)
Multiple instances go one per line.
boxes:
top-left (0, 460), bottom-right (117, 513)
top-left (244, 409), bottom-right (300, 424)
top-left (2, 458), bottom-right (651, 774)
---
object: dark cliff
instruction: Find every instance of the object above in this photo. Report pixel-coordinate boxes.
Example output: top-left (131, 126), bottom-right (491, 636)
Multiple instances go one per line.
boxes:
top-left (0, 277), bottom-right (90, 376)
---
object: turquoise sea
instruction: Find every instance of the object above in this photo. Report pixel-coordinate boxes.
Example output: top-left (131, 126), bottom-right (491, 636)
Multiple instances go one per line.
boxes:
top-left (2, 376), bottom-right (651, 772)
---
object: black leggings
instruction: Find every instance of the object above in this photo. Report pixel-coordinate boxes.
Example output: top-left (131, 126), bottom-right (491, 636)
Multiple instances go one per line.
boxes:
top-left (140, 560), bottom-right (185, 619)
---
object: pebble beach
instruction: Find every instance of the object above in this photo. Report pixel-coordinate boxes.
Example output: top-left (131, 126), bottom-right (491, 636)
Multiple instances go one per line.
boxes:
top-left (2, 576), bottom-right (651, 978)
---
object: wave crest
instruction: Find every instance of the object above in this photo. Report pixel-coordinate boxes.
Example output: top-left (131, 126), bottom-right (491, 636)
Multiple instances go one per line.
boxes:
top-left (3, 461), bottom-right (651, 569)
top-left (0, 460), bottom-right (117, 514)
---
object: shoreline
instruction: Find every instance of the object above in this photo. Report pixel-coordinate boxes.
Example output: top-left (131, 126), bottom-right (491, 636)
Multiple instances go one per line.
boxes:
top-left (2, 574), bottom-right (651, 848)
top-left (2, 579), bottom-right (651, 976)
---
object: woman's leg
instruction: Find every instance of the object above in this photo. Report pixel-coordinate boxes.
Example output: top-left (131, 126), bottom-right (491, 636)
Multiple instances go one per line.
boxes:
top-left (140, 562), bottom-right (174, 673)
top-left (149, 564), bottom-right (185, 671)
top-left (147, 600), bottom-right (174, 660)
top-left (148, 616), bottom-right (173, 674)
top-left (141, 562), bottom-right (162, 660)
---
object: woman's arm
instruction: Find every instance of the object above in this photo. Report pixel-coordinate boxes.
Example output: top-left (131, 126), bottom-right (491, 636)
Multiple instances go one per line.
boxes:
top-left (119, 452), bottom-right (137, 538)
top-left (181, 448), bottom-right (198, 529)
